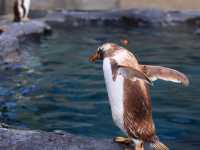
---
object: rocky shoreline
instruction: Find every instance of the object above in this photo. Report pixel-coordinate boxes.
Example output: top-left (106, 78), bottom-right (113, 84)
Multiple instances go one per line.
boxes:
top-left (41, 9), bottom-right (200, 27)
top-left (0, 126), bottom-right (124, 150)
top-left (0, 9), bottom-right (200, 66)
top-left (0, 20), bottom-right (51, 67)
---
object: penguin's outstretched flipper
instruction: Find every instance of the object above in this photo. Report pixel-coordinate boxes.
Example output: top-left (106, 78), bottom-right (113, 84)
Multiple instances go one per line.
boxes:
top-left (140, 65), bottom-right (189, 86)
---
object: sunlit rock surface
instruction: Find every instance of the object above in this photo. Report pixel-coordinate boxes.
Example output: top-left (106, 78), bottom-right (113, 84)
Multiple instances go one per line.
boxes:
top-left (0, 127), bottom-right (124, 150)
top-left (0, 126), bottom-right (156, 150)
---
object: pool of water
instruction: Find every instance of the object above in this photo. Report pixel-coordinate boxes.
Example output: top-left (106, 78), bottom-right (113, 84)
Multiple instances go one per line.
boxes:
top-left (0, 26), bottom-right (200, 149)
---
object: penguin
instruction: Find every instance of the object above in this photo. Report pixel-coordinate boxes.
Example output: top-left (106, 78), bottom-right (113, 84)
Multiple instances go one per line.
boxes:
top-left (13, 0), bottom-right (31, 22)
top-left (89, 43), bottom-right (189, 150)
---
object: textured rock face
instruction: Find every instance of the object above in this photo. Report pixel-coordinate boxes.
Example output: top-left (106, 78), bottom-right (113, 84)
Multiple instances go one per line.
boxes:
top-left (41, 9), bottom-right (200, 27)
top-left (0, 126), bottom-right (156, 150)
top-left (0, 127), bottom-right (124, 150)
top-left (3, 0), bottom-right (200, 13)
top-left (1, 21), bottom-right (52, 37)
top-left (0, 20), bottom-right (51, 65)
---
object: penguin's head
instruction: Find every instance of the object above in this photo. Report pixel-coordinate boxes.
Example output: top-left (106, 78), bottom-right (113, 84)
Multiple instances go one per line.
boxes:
top-left (89, 43), bottom-right (119, 62)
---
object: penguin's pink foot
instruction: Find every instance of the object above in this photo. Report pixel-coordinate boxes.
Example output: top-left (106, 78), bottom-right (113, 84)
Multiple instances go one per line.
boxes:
top-left (23, 17), bottom-right (30, 21)
top-left (114, 136), bottom-right (133, 145)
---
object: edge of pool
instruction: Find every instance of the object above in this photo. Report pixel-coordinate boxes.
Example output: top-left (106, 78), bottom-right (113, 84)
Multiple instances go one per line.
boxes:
top-left (0, 125), bottom-right (127, 150)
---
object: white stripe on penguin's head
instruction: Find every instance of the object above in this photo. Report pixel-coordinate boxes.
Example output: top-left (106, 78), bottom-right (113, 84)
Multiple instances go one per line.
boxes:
top-left (97, 43), bottom-right (113, 52)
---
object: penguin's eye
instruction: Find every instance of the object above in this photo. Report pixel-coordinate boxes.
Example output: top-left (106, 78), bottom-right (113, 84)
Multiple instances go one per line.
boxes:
top-left (98, 47), bottom-right (104, 52)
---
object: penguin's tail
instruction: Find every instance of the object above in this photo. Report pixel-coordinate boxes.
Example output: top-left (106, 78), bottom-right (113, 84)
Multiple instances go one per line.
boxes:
top-left (150, 140), bottom-right (169, 150)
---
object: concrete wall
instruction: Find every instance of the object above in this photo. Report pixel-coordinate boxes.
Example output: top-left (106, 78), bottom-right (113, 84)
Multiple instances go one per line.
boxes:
top-left (1, 0), bottom-right (200, 14)
top-left (120, 0), bottom-right (200, 10)
top-left (31, 0), bottom-right (119, 10)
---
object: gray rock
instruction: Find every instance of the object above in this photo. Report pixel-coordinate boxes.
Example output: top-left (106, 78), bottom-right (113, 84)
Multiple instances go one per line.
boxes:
top-left (41, 9), bottom-right (200, 27)
top-left (0, 35), bottom-right (20, 64)
top-left (1, 20), bottom-right (52, 38)
top-left (0, 20), bottom-right (52, 66)
top-left (194, 28), bottom-right (200, 35)
top-left (0, 35), bottom-right (19, 53)
top-left (0, 127), bottom-right (126, 150)
top-left (185, 16), bottom-right (200, 27)
top-left (29, 10), bottom-right (48, 19)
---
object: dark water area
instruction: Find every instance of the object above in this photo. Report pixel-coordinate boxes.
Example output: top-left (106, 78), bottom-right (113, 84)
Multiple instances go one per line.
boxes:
top-left (0, 26), bottom-right (199, 150)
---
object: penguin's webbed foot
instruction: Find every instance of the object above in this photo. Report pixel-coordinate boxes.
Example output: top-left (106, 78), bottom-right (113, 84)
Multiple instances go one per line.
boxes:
top-left (134, 141), bottom-right (144, 150)
top-left (114, 136), bottom-right (132, 145)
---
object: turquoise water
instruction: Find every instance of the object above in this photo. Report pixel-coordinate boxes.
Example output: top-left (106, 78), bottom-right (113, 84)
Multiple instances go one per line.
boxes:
top-left (0, 26), bottom-right (199, 149)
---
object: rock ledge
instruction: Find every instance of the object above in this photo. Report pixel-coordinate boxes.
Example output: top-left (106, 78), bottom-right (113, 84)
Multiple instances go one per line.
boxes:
top-left (0, 127), bottom-right (123, 150)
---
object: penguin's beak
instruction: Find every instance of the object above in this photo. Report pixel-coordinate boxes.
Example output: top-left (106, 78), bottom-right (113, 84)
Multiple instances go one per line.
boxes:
top-left (89, 51), bottom-right (103, 62)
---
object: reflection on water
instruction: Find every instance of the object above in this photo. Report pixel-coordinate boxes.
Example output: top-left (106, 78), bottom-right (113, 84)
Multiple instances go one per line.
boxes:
top-left (0, 26), bottom-right (200, 150)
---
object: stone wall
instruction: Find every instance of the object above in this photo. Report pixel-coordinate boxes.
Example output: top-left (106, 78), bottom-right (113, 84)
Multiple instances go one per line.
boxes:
top-left (1, 0), bottom-right (200, 15)
top-left (120, 0), bottom-right (200, 10)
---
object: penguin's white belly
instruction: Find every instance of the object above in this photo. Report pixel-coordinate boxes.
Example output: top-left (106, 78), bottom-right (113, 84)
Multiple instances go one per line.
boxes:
top-left (103, 58), bottom-right (125, 133)
top-left (24, 0), bottom-right (31, 16)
